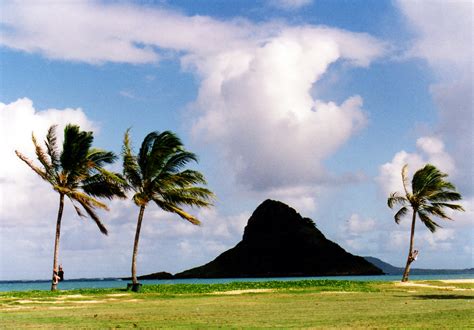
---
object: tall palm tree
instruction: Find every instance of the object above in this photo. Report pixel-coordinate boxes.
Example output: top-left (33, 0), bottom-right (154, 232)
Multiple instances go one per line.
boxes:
top-left (122, 129), bottom-right (215, 290)
top-left (16, 124), bottom-right (126, 291)
top-left (387, 164), bottom-right (464, 282)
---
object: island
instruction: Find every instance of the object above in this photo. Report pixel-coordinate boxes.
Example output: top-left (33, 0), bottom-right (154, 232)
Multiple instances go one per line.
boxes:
top-left (174, 199), bottom-right (383, 278)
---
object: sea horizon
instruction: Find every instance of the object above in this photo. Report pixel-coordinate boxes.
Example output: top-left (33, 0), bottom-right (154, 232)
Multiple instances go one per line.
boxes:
top-left (1, 273), bottom-right (473, 292)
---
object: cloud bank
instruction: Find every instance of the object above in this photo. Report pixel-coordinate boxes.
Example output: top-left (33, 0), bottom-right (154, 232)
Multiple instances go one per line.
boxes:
top-left (396, 0), bottom-right (473, 194)
top-left (1, 1), bottom-right (386, 197)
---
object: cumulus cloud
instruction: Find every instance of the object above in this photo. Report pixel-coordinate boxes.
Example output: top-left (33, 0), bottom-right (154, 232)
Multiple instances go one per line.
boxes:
top-left (377, 136), bottom-right (454, 196)
top-left (396, 0), bottom-right (473, 194)
top-left (1, 1), bottom-right (386, 199)
top-left (190, 27), bottom-right (384, 192)
top-left (397, 0), bottom-right (472, 72)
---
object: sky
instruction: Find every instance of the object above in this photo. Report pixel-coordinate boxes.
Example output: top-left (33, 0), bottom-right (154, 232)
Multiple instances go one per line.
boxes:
top-left (0, 0), bottom-right (472, 281)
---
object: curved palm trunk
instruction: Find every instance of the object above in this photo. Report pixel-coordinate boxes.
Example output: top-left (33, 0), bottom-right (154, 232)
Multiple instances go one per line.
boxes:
top-left (51, 194), bottom-right (65, 291)
top-left (401, 210), bottom-right (417, 282)
top-left (131, 205), bottom-right (146, 286)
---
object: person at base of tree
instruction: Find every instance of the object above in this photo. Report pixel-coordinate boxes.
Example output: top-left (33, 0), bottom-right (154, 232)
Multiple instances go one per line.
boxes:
top-left (58, 265), bottom-right (64, 282)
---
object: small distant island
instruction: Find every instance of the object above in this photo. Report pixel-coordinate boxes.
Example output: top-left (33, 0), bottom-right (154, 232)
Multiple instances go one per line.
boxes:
top-left (363, 257), bottom-right (474, 276)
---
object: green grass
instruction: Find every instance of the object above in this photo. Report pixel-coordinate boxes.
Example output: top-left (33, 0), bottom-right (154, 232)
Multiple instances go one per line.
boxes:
top-left (0, 280), bottom-right (472, 328)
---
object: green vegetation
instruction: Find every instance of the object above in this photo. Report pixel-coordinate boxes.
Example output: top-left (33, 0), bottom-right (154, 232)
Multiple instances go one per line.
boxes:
top-left (15, 125), bottom-right (126, 291)
top-left (388, 164), bottom-right (464, 282)
top-left (122, 129), bottom-right (215, 289)
top-left (1, 280), bottom-right (472, 328)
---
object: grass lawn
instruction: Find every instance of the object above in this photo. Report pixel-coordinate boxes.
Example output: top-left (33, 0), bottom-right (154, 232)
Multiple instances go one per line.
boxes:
top-left (0, 280), bottom-right (472, 328)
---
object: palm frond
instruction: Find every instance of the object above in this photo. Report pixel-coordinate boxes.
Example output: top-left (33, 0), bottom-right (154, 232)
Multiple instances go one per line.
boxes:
top-left (32, 133), bottom-right (55, 180)
top-left (15, 150), bottom-right (48, 181)
top-left (45, 125), bottom-right (60, 171)
top-left (155, 170), bottom-right (207, 189)
top-left (81, 173), bottom-right (127, 199)
top-left (401, 164), bottom-right (410, 195)
top-left (159, 187), bottom-right (215, 208)
top-left (421, 205), bottom-right (452, 220)
top-left (387, 192), bottom-right (408, 209)
top-left (427, 191), bottom-right (463, 203)
top-left (418, 210), bottom-right (441, 233)
top-left (87, 149), bottom-right (117, 168)
top-left (138, 131), bottom-right (159, 177)
top-left (145, 131), bottom-right (184, 180)
top-left (161, 151), bottom-right (198, 175)
top-left (67, 197), bottom-right (86, 218)
top-left (394, 206), bottom-right (409, 224)
top-left (60, 124), bottom-right (93, 175)
top-left (431, 202), bottom-right (465, 212)
top-left (122, 129), bottom-right (142, 190)
top-left (153, 199), bottom-right (201, 225)
top-left (412, 164), bottom-right (449, 196)
top-left (74, 198), bottom-right (108, 235)
top-left (70, 191), bottom-right (109, 211)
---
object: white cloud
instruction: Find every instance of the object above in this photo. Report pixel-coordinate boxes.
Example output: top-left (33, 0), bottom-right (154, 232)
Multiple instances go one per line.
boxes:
top-left (0, 98), bottom-right (96, 222)
top-left (0, 1), bottom-right (386, 196)
top-left (0, 2), bottom-right (387, 200)
top-left (373, 2), bottom-right (473, 268)
top-left (190, 27), bottom-right (384, 191)
top-left (377, 136), bottom-right (454, 196)
top-left (396, 0), bottom-right (473, 194)
top-left (397, 0), bottom-right (472, 73)
top-left (336, 213), bottom-right (379, 255)
top-left (263, 186), bottom-right (319, 214)
top-left (0, 1), bottom-right (259, 64)
top-left (345, 214), bottom-right (377, 235)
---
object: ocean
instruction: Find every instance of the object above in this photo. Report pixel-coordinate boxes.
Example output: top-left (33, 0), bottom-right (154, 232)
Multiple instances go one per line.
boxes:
top-left (1, 274), bottom-right (472, 292)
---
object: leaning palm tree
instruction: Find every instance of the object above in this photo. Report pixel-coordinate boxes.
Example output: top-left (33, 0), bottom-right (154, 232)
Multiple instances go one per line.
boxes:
top-left (122, 129), bottom-right (215, 291)
top-left (16, 124), bottom-right (126, 291)
top-left (387, 164), bottom-right (464, 282)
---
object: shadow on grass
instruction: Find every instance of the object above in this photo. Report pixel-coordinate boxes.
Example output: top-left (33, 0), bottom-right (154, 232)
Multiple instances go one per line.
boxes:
top-left (415, 294), bottom-right (472, 300)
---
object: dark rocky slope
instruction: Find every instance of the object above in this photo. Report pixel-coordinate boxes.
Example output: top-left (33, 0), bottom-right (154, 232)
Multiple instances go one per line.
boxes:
top-left (175, 200), bottom-right (383, 278)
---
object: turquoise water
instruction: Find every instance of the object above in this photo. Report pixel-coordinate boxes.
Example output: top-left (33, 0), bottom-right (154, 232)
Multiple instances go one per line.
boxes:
top-left (1, 274), bottom-right (472, 292)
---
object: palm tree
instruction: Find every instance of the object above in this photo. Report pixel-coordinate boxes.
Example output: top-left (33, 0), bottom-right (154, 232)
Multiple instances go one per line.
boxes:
top-left (387, 164), bottom-right (464, 282)
top-left (16, 124), bottom-right (126, 291)
top-left (122, 129), bottom-right (215, 291)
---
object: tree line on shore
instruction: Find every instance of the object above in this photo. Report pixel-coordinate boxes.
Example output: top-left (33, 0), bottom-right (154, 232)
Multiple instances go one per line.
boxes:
top-left (16, 124), bottom-right (464, 291)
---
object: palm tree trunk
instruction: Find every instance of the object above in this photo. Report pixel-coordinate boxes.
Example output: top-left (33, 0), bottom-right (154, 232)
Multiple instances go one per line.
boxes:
top-left (51, 194), bottom-right (65, 291)
top-left (131, 205), bottom-right (146, 286)
top-left (401, 210), bottom-right (417, 282)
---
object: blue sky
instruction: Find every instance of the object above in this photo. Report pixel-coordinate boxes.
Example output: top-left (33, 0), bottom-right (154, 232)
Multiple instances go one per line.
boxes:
top-left (0, 0), bottom-right (472, 280)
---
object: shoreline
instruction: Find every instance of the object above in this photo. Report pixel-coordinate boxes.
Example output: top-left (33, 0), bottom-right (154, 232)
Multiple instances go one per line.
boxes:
top-left (2, 272), bottom-right (473, 284)
top-left (1, 276), bottom-right (473, 293)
